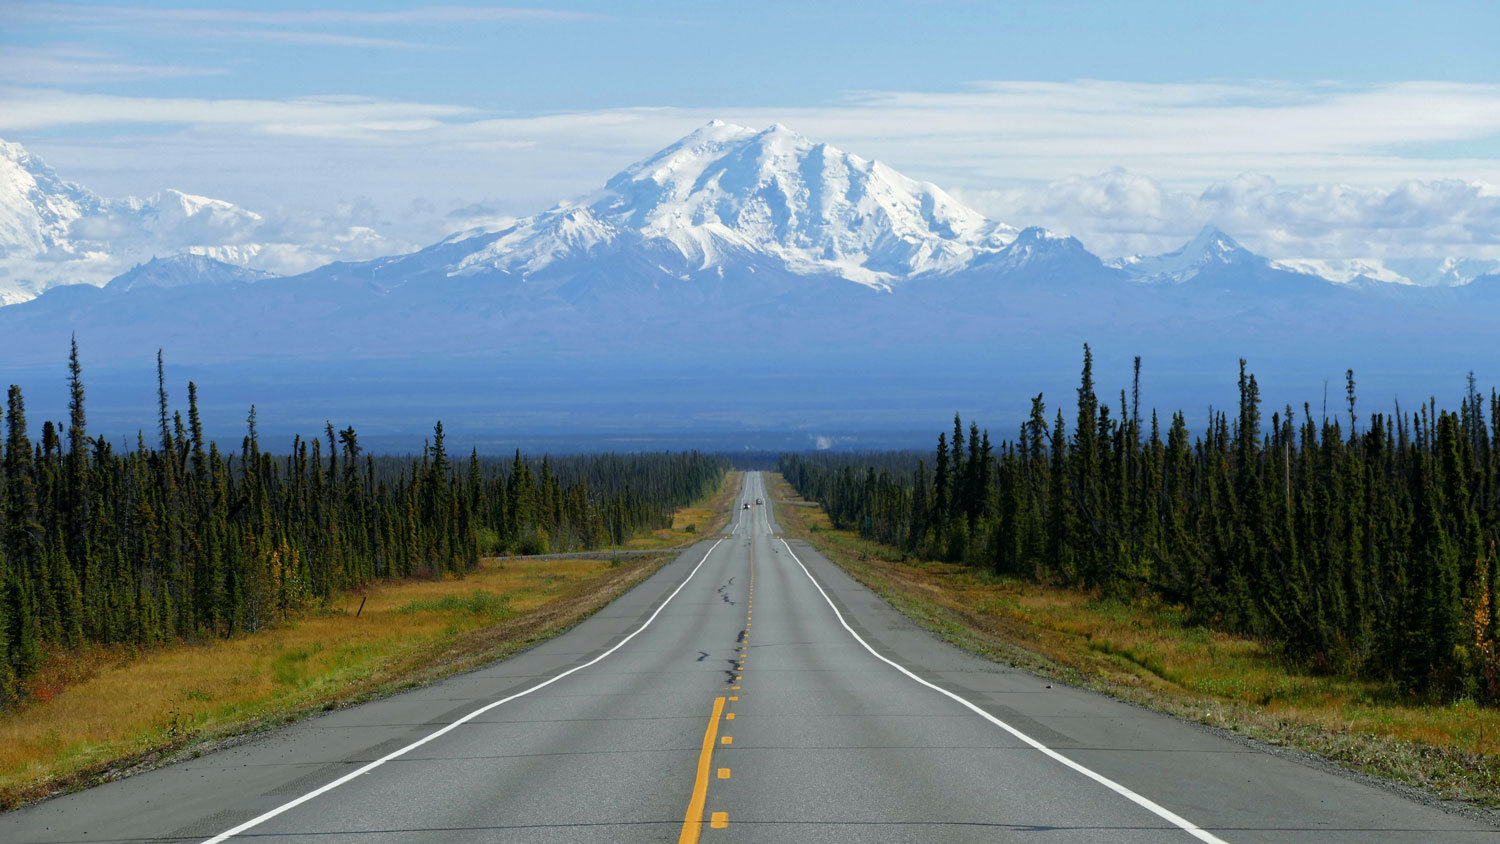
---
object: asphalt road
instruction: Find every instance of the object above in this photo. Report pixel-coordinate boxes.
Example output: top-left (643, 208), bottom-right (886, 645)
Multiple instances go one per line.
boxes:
top-left (4, 471), bottom-right (1497, 843)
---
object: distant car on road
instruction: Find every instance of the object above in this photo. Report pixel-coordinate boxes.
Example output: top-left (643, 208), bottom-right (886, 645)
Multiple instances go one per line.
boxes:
top-left (756, 498), bottom-right (762, 505)
top-left (743, 503), bottom-right (750, 509)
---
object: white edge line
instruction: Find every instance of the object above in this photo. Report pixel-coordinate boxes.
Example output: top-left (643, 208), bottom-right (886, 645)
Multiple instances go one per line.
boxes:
top-left (776, 536), bottom-right (1232, 844)
top-left (200, 536), bottom-right (728, 844)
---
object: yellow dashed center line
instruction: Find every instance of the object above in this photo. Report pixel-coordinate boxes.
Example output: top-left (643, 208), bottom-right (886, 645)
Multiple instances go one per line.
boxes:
top-left (692, 488), bottom-right (762, 838)
top-left (677, 695), bottom-right (726, 844)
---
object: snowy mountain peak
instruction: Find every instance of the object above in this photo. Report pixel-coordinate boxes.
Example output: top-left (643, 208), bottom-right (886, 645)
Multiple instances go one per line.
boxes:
top-left (458, 122), bottom-right (1019, 289)
top-left (0, 139), bottom-right (78, 183)
top-left (1112, 224), bottom-right (1267, 284)
top-left (1012, 226), bottom-right (1073, 244)
top-left (999, 226), bottom-right (1087, 259)
top-left (970, 225), bottom-right (1107, 279)
top-left (1182, 224), bottom-right (1250, 261)
top-left (106, 253), bottom-right (275, 292)
top-left (0, 138), bottom-right (104, 262)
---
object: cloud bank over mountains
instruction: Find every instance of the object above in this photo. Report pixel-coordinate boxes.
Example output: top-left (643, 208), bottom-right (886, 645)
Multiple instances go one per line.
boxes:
top-left (969, 168), bottom-right (1500, 260)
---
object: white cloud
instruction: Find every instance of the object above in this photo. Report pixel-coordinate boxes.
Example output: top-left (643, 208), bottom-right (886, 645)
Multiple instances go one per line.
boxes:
top-left (965, 170), bottom-right (1500, 259)
top-left (0, 45), bottom-right (225, 83)
top-left (748, 80), bottom-right (1500, 189)
top-left (7, 80), bottom-right (1498, 176)
top-left (0, 88), bottom-right (476, 133)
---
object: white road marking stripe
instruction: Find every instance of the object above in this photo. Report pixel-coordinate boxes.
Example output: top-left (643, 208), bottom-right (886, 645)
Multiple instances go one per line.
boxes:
top-left (199, 535), bottom-right (730, 844)
top-left (776, 535), bottom-right (1233, 844)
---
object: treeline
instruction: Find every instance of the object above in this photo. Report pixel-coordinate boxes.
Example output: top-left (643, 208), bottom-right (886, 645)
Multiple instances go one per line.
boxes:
top-left (781, 346), bottom-right (1500, 701)
top-left (0, 343), bottom-right (726, 701)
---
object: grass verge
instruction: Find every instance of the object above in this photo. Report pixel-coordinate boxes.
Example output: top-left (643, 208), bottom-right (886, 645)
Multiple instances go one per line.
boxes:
top-left (766, 472), bottom-right (1500, 811)
top-left (0, 471), bottom-right (743, 810)
top-left (0, 553), bottom-right (673, 810)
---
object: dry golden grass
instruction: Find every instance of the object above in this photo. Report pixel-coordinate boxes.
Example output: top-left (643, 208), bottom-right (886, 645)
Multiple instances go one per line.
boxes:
top-left (0, 470), bottom-right (740, 810)
top-left (0, 554), bottom-right (672, 808)
top-left (621, 470), bottom-right (741, 549)
top-left (767, 473), bottom-right (1500, 806)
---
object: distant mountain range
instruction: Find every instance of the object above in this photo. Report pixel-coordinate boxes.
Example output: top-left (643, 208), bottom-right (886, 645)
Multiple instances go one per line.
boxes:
top-left (0, 124), bottom-right (1496, 448)
top-left (3, 123), bottom-right (1497, 308)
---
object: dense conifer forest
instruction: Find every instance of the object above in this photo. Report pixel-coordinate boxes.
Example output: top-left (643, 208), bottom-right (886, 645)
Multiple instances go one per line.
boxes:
top-left (0, 343), bottom-right (726, 702)
top-left (781, 346), bottom-right (1500, 702)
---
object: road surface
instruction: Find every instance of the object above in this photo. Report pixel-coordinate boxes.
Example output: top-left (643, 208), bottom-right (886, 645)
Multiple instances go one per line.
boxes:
top-left (3, 472), bottom-right (1496, 842)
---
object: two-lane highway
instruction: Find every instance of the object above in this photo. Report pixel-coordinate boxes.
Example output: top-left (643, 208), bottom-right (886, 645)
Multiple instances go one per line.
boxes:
top-left (3, 472), bottom-right (1496, 842)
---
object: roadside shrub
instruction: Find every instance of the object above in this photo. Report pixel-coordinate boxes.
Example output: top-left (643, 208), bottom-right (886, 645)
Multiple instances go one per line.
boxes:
top-left (514, 533), bottom-right (550, 556)
top-left (475, 527), bottom-right (504, 554)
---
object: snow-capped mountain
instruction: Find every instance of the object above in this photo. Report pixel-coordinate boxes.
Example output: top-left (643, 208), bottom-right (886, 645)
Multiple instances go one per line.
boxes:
top-left (1104, 224), bottom-right (1335, 296)
top-left (1271, 257), bottom-right (1500, 288)
top-left (107, 254), bottom-right (275, 293)
top-left (0, 139), bottom-right (106, 304)
top-left (0, 138), bottom-right (398, 305)
top-left (1110, 225), bottom-right (1269, 283)
top-left (969, 226), bottom-right (1111, 281)
top-left (443, 121), bottom-right (1018, 291)
top-left (0, 140), bottom-right (100, 259)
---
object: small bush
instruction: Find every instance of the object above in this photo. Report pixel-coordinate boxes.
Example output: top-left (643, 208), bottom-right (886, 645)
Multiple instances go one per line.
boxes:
top-left (475, 527), bottom-right (504, 554)
top-left (514, 533), bottom-right (550, 556)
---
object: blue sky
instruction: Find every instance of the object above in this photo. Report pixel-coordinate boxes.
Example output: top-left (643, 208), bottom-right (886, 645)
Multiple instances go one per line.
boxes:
top-left (2, 0), bottom-right (1499, 261)
top-left (7, 1), bottom-right (1499, 103)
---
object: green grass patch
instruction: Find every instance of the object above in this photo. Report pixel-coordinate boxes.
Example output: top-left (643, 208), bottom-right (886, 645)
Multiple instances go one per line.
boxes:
top-left (397, 590), bottom-right (513, 622)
